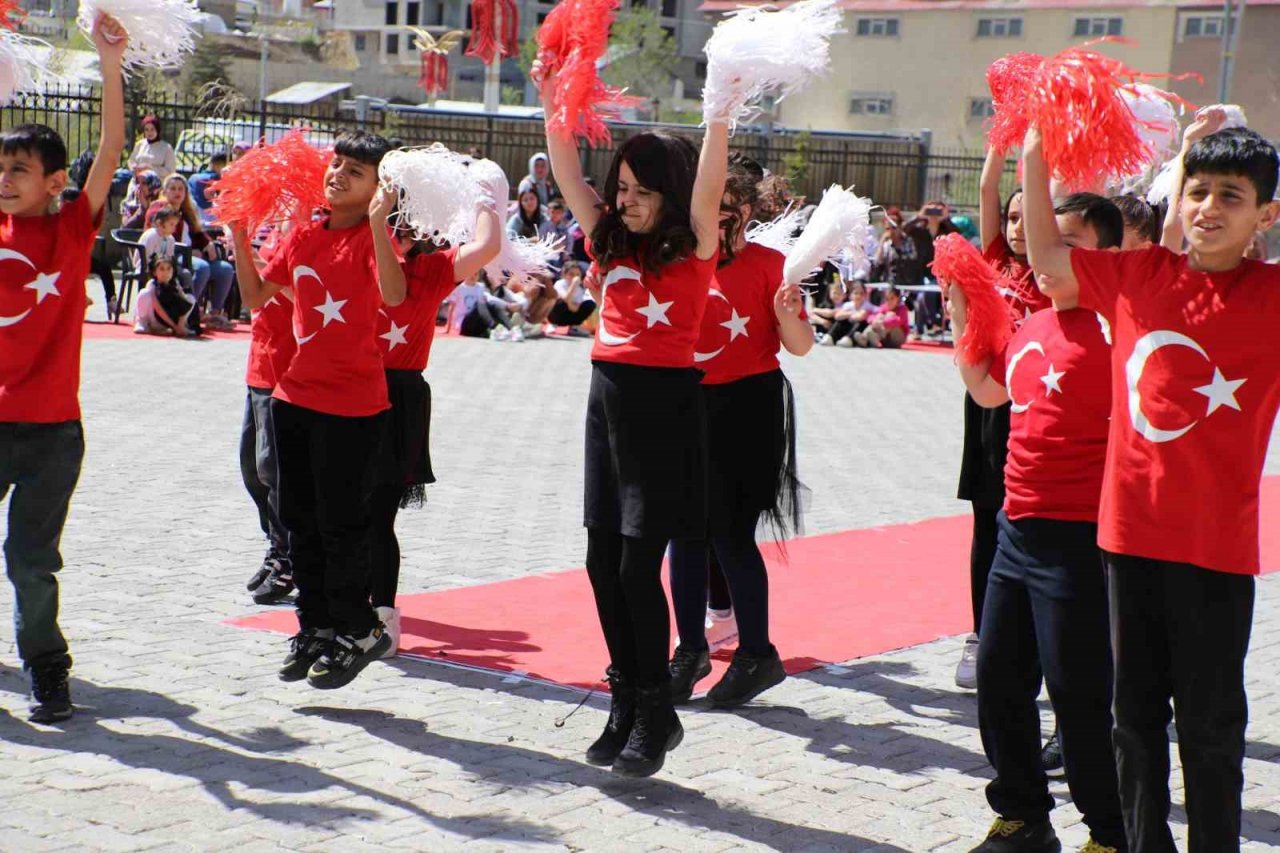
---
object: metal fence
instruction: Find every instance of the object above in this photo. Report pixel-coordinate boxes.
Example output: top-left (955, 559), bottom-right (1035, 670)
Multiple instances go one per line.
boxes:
top-left (2, 85), bottom-right (1006, 211)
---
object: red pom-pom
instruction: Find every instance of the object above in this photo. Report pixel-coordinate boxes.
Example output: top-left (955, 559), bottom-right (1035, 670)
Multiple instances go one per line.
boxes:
top-left (209, 130), bottom-right (330, 234)
top-left (0, 1), bottom-right (25, 30)
top-left (536, 0), bottom-right (639, 147)
top-left (985, 52), bottom-right (1044, 156)
top-left (931, 233), bottom-right (1017, 365)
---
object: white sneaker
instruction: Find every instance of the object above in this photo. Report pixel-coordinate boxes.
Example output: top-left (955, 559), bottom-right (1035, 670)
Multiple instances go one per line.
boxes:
top-left (818, 334), bottom-right (835, 346)
top-left (955, 633), bottom-right (978, 689)
top-left (705, 608), bottom-right (738, 652)
top-left (376, 606), bottom-right (401, 659)
top-left (522, 322), bottom-right (544, 339)
top-left (510, 325), bottom-right (525, 342)
top-left (491, 326), bottom-right (511, 341)
top-left (836, 336), bottom-right (855, 348)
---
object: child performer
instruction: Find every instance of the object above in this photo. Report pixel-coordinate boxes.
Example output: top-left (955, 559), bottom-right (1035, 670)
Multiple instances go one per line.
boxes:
top-left (240, 231), bottom-right (298, 604)
top-left (230, 131), bottom-right (400, 690)
top-left (949, 193), bottom-right (1127, 852)
top-left (365, 180), bottom-right (503, 655)
top-left (537, 62), bottom-right (728, 777)
top-left (0, 14), bottom-right (127, 722)
top-left (1024, 118), bottom-right (1280, 852)
top-left (667, 155), bottom-right (812, 707)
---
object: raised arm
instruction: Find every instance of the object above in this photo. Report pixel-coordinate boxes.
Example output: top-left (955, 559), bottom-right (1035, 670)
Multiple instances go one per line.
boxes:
top-left (369, 188), bottom-right (406, 306)
top-left (1022, 128), bottom-right (1077, 302)
top-left (774, 282), bottom-right (814, 356)
top-left (82, 14), bottom-right (128, 222)
top-left (690, 120), bottom-right (729, 260)
top-left (535, 65), bottom-right (604, 236)
top-left (1161, 106), bottom-right (1228, 251)
top-left (945, 286), bottom-right (1009, 407)
top-left (979, 146), bottom-right (1005, 250)
top-left (229, 224), bottom-right (283, 310)
top-left (453, 206), bottom-right (502, 283)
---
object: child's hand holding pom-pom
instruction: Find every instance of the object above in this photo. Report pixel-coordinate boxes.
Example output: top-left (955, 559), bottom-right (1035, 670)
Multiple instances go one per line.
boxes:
top-left (930, 232), bottom-right (1016, 365)
top-left (209, 130), bottom-right (331, 235)
top-left (77, 0), bottom-right (201, 71)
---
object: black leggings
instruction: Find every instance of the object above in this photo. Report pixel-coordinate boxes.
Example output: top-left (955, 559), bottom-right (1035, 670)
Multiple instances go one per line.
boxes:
top-left (369, 483), bottom-right (403, 609)
top-left (708, 551), bottom-right (731, 611)
top-left (828, 317), bottom-right (868, 343)
top-left (669, 520), bottom-right (772, 656)
top-left (971, 502), bottom-right (1000, 635)
top-left (585, 529), bottom-right (671, 686)
top-left (548, 299), bottom-right (595, 327)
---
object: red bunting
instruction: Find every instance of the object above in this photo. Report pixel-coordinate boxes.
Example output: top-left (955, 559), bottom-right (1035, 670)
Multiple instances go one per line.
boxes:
top-left (208, 129), bottom-right (330, 234)
top-left (931, 233), bottom-right (1018, 366)
top-left (419, 51), bottom-right (449, 96)
top-left (466, 0), bottom-right (520, 65)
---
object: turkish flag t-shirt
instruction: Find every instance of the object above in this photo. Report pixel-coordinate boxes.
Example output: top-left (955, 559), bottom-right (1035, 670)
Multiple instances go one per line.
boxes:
top-left (984, 234), bottom-right (1052, 324)
top-left (0, 192), bottom-right (100, 423)
top-left (244, 294), bottom-right (296, 391)
top-left (260, 217), bottom-right (389, 417)
top-left (1072, 245), bottom-right (1280, 575)
top-left (379, 248), bottom-right (458, 372)
top-left (589, 249), bottom-right (718, 369)
top-left (989, 307), bottom-right (1112, 522)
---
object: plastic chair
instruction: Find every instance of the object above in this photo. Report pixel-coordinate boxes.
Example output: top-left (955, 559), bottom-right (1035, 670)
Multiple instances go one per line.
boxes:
top-left (108, 228), bottom-right (146, 324)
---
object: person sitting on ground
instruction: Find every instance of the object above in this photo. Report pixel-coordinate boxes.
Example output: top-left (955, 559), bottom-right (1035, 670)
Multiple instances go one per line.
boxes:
top-left (189, 152), bottom-right (228, 225)
top-left (819, 280), bottom-right (875, 347)
top-left (146, 174), bottom-right (237, 330)
top-left (807, 279), bottom-right (847, 337)
top-left (134, 254), bottom-right (196, 336)
top-left (1111, 193), bottom-right (1159, 251)
top-left (506, 189), bottom-right (547, 241)
top-left (454, 270), bottom-right (521, 340)
top-left (548, 260), bottom-right (596, 335)
top-left (518, 152), bottom-right (556, 206)
top-left (853, 286), bottom-right (909, 348)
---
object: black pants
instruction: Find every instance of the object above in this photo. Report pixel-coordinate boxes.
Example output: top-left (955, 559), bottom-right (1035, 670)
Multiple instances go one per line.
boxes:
top-left (1107, 554), bottom-right (1254, 853)
top-left (978, 513), bottom-right (1124, 847)
top-left (970, 502), bottom-right (1000, 635)
top-left (827, 317), bottom-right (867, 343)
top-left (708, 551), bottom-right (731, 611)
top-left (270, 399), bottom-right (384, 636)
top-left (0, 421), bottom-right (82, 670)
top-left (669, 519), bottom-right (771, 655)
top-left (548, 299), bottom-right (595, 327)
top-left (585, 529), bottom-right (671, 686)
top-left (369, 484), bottom-right (403, 608)
top-left (239, 388), bottom-right (289, 563)
top-left (91, 256), bottom-right (116, 303)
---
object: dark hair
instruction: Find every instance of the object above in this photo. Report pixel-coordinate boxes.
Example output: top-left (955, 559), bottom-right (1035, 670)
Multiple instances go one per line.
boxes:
top-left (1002, 187), bottom-right (1023, 224)
top-left (333, 130), bottom-right (393, 167)
top-left (515, 188), bottom-right (545, 238)
top-left (209, 153), bottom-right (228, 167)
top-left (1054, 193), bottom-right (1124, 250)
top-left (719, 155), bottom-right (762, 264)
top-left (0, 123), bottom-right (68, 175)
top-left (152, 205), bottom-right (181, 224)
top-left (548, 198), bottom-right (565, 211)
top-left (1110, 194), bottom-right (1159, 245)
top-left (1184, 127), bottom-right (1279, 203)
top-left (591, 131), bottom-right (698, 273)
top-left (148, 253), bottom-right (175, 274)
top-left (885, 285), bottom-right (902, 300)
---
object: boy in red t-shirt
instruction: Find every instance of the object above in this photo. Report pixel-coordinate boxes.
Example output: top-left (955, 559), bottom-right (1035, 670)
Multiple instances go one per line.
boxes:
top-left (0, 14), bottom-right (127, 722)
top-left (1024, 118), bottom-right (1280, 851)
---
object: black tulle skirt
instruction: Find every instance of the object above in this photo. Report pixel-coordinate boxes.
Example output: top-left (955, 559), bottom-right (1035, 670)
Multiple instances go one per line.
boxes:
top-left (376, 369), bottom-right (434, 508)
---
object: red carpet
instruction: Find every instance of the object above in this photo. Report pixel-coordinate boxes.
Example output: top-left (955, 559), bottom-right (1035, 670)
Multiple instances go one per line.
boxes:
top-left (901, 339), bottom-right (954, 355)
top-left (225, 477), bottom-right (1280, 692)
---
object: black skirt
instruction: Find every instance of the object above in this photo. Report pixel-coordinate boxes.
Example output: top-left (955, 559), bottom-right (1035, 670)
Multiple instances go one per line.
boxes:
top-left (377, 369), bottom-right (435, 508)
top-left (584, 361), bottom-right (707, 539)
top-left (703, 369), bottom-right (800, 536)
top-left (957, 393), bottom-right (1009, 507)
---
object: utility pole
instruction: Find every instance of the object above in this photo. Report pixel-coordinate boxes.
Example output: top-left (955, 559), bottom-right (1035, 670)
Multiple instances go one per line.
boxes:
top-left (1217, 0), bottom-right (1247, 102)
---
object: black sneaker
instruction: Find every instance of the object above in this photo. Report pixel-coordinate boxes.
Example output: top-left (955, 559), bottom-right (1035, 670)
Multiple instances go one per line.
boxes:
top-left (29, 662), bottom-right (73, 723)
top-left (1041, 727), bottom-right (1065, 778)
top-left (707, 647), bottom-right (786, 708)
top-left (586, 667), bottom-right (635, 766)
top-left (612, 685), bottom-right (683, 778)
top-left (252, 564), bottom-right (295, 605)
top-left (245, 563), bottom-right (272, 592)
top-left (279, 628), bottom-right (332, 682)
top-left (668, 644), bottom-right (711, 704)
top-left (306, 627), bottom-right (391, 690)
top-left (968, 817), bottom-right (1061, 853)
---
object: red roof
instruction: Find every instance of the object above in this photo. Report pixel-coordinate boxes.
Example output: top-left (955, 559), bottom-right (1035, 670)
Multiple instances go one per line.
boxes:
top-left (700, 0), bottom-right (1280, 11)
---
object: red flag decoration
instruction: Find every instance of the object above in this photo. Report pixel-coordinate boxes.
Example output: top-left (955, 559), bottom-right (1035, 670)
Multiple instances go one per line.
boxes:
top-left (209, 129), bottom-right (330, 234)
top-left (407, 28), bottom-right (464, 99)
top-left (930, 233), bottom-right (1018, 366)
top-left (0, 0), bottom-right (26, 30)
top-left (465, 0), bottom-right (519, 65)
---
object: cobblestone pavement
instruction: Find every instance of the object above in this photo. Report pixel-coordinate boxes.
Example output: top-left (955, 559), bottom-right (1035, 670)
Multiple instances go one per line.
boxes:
top-left (1, 318), bottom-right (1278, 852)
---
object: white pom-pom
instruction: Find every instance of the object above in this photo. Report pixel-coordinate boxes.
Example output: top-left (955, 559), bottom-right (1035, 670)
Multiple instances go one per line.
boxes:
top-left (77, 0), bottom-right (201, 71)
top-left (0, 31), bottom-right (53, 106)
top-left (1145, 104), bottom-right (1252, 206)
top-left (379, 144), bottom-right (484, 245)
top-left (486, 234), bottom-right (565, 287)
top-left (1220, 104), bottom-right (1248, 129)
top-left (1120, 84), bottom-right (1181, 164)
top-left (701, 0), bottom-right (842, 129)
top-left (745, 204), bottom-right (805, 256)
top-left (467, 157), bottom-right (511, 212)
top-left (783, 185), bottom-right (874, 285)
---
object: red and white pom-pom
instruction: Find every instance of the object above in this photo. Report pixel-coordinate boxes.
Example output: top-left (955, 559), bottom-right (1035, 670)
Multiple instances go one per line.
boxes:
top-left (745, 204), bottom-right (805, 256)
top-left (0, 30), bottom-right (53, 106)
top-left (985, 52), bottom-right (1044, 155)
top-left (782, 184), bottom-right (873, 285)
top-left (930, 232), bottom-right (1016, 365)
top-left (209, 131), bottom-right (330, 233)
top-left (77, 0), bottom-right (200, 71)
top-left (379, 144), bottom-right (484, 245)
top-left (486, 234), bottom-right (565, 287)
top-left (536, 0), bottom-right (639, 146)
top-left (701, 0), bottom-right (842, 129)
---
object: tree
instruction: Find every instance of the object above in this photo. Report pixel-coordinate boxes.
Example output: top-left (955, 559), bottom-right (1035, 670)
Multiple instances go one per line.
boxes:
top-left (186, 39), bottom-right (234, 99)
top-left (782, 129), bottom-right (812, 191)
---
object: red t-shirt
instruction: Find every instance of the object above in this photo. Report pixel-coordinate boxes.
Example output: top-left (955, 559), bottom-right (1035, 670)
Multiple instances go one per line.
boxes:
top-left (590, 250), bottom-right (718, 368)
top-left (1072, 245), bottom-right (1280, 574)
top-left (696, 244), bottom-right (799, 385)
top-left (379, 248), bottom-right (458, 372)
top-left (244, 294), bottom-right (296, 390)
top-left (984, 234), bottom-right (1052, 324)
top-left (0, 193), bottom-right (100, 423)
top-left (260, 217), bottom-right (389, 417)
top-left (989, 307), bottom-right (1112, 522)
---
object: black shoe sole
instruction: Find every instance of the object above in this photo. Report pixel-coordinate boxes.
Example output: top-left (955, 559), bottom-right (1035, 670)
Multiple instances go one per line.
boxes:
top-left (253, 585), bottom-right (295, 605)
top-left (585, 744), bottom-right (623, 766)
top-left (246, 567), bottom-right (271, 591)
top-left (279, 658), bottom-right (319, 682)
top-left (29, 705), bottom-right (74, 724)
top-left (670, 660), bottom-right (713, 705)
top-left (709, 665), bottom-right (786, 709)
top-left (307, 634), bottom-right (391, 690)
top-left (611, 725), bottom-right (684, 778)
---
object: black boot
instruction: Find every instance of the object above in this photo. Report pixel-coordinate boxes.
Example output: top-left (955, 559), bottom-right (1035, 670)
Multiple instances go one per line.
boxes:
top-left (612, 684), bottom-right (683, 777)
top-left (668, 644), bottom-right (711, 704)
top-left (29, 659), bottom-right (73, 723)
top-left (586, 667), bottom-right (635, 766)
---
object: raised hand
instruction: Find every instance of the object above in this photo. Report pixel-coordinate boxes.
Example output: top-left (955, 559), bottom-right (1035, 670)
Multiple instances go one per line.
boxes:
top-left (774, 282), bottom-right (803, 319)
top-left (92, 13), bottom-right (128, 66)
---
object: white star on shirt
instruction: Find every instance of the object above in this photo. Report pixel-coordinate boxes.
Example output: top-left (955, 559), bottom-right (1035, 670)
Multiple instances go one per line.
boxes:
top-left (380, 320), bottom-right (409, 351)
top-left (1194, 368), bottom-right (1246, 416)
top-left (721, 309), bottom-right (751, 341)
top-left (25, 272), bottom-right (60, 304)
top-left (313, 291), bottom-right (348, 327)
top-left (1040, 363), bottom-right (1065, 396)
top-left (635, 293), bottom-right (674, 328)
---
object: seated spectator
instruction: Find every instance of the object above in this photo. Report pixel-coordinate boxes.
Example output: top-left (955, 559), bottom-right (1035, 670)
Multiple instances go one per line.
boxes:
top-left (134, 255), bottom-right (196, 336)
top-left (539, 199), bottom-right (573, 271)
top-left (507, 189), bottom-right (548, 241)
top-left (807, 279), bottom-right (848, 336)
top-left (189, 153), bottom-right (228, 224)
top-left (512, 275), bottom-right (559, 334)
top-left (853, 286), bottom-right (909, 348)
top-left (122, 170), bottom-right (162, 229)
top-left (518, 152), bottom-right (557, 206)
top-left (147, 174), bottom-right (236, 330)
top-left (548, 260), bottom-right (595, 336)
top-left (128, 115), bottom-right (177, 178)
top-left (140, 206), bottom-right (180, 271)
top-left (453, 271), bottom-right (522, 341)
top-left (1110, 194), bottom-right (1159, 251)
top-left (819, 281), bottom-right (874, 348)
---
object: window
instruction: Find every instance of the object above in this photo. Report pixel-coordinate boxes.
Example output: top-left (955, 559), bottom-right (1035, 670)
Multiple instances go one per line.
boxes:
top-left (385, 1), bottom-right (398, 26)
top-left (662, 25), bottom-right (675, 43)
top-left (386, 32), bottom-right (399, 55)
top-left (661, 0), bottom-right (677, 17)
top-left (1181, 14), bottom-right (1224, 39)
top-left (850, 94), bottom-right (894, 115)
top-left (976, 17), bottom-right (1022, 37)
top-left (354, 33), bottom-right (367, 51)
top-left (968, 98), bottom-right (995, 120)
top-left (855, 17), bottom-right (899, 37)
top-left (1073, 16), bottom-right (1122, 37)
top-left (406, 1), bottom-right (420, 25)
top-left (695, 60), bottom-right (707, 79)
